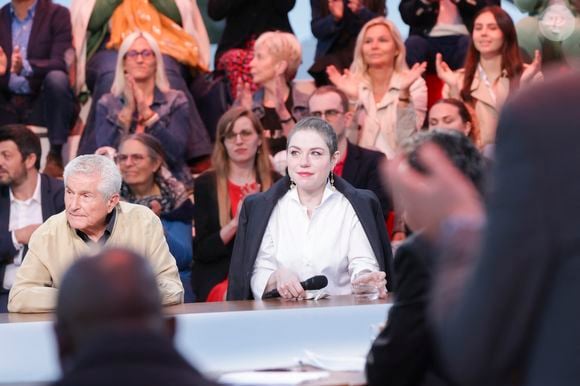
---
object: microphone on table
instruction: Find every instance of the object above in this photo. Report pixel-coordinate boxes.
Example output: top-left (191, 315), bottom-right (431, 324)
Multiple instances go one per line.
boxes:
top-left (262, 275), bottom-right (328, 299)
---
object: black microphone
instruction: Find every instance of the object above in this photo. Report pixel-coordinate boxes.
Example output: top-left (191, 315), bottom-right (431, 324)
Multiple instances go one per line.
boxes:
top-left (262, 275), bottom-right (328, 299)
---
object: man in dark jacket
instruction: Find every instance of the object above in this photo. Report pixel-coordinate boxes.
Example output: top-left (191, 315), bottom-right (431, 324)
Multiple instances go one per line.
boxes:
top-left (0, 0), bottom-right (75, 176)
top-left (0, 124), bottom-right (64, 312)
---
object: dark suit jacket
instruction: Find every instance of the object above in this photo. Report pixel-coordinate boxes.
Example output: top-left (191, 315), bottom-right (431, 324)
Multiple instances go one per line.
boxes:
top-left (399, 0), bottom-right (498, 37)
top-left (227, 175), bottom-right (393, 301)
top-left (52, 331), bottom-right (218, 386)
top-left (0, 173), bottom-right (64, 289)
top-left (367, 233), bottom-right (450, 386)
top-left (0, 0), bottom-right (72, 94)
top-left (342, 141), bottom-right (391, 217)
top-left (207, 0), bottom-right (295, 63)
top-left (433, 73), bottom-right (580, 386)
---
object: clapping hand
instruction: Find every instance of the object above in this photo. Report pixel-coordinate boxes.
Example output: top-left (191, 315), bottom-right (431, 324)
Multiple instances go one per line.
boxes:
top-left (521, 50), bottom-right (542, 85)
top-left (328, 0), bottom-right (344, 20)
top-left (347, 0), bottom-right (363, 13)
top-left (400, 61), bottom-right (427, 93)
top-left (236, 82), bottom-right (253, 110)
top-left (326, 65), bottom-right (359, 100)
top-left (435, 53), bottom-right (460, 93)
top-left (11, 46), bottom-right (23, 74)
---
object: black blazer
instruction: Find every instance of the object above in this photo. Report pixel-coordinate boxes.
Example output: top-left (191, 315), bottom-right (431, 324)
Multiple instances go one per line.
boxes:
top-left (399, 0), bottom-right (498, 37)
top-left (342, 141), bottom-right (391, 217)
top-left (0, 0), bottom-right (72, 94)
top-left (0, 173), bottom-right (64, 289)
top-left (227, 175), bottom-right (393, 301)
top-left (367, 233), bottom-right (450, 386)
top-left (433, 73), bottom-right (580, 386)
top-left (207, 0), bottom-right (295, 63)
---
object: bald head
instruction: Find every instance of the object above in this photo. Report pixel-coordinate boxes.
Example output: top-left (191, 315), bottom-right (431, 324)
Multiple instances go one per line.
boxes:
top-left (55, 249), bottom-right (167, 351)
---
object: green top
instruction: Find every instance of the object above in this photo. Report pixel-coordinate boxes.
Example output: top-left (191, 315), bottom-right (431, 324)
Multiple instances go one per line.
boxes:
top-left (86, 0), bottom-right (183, 61)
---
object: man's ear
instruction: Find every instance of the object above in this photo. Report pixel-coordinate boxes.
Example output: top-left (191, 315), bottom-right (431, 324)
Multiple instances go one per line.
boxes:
top-left (344, 111), bottom-right (354, 128)
top-left (107, 193), bottom-right (120, 213)
top-left (24, 153), bottom-right (37, 170)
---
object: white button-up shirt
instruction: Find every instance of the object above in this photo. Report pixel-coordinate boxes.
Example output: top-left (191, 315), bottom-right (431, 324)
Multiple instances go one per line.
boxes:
top-left (251, 184), bottom-right (380, 299)
top-left (5, 174), bottom-right (43, 290)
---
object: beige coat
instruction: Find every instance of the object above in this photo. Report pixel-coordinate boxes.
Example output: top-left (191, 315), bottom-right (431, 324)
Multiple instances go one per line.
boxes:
top-left (355, 74), bottom-right (427, 159)
top-left (8, 202), bottom-right (184, 313)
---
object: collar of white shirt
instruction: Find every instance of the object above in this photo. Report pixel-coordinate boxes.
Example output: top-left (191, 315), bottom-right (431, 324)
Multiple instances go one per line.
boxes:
top-left (287, 182), bottom-right (336, 210)
top-left (9, 173), bottom-right (42, 206)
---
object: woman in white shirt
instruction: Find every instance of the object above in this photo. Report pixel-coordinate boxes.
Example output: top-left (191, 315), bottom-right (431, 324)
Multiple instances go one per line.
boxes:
top-left (227, 117), bottom-right (392, 301)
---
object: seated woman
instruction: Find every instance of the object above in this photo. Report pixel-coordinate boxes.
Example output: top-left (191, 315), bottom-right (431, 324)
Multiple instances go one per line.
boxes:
top-left (227, 117), bottom-right (393, 301)
top-left (238, 31), bottom-right (308, 155)
top-left (116, 133), bottom-right (195, 301)
top-left (428, 98), bottom-right (481, 148)
top-left (95, 31), bottom-right (192, 185)
top-left (192, 107), bottom-right (277, 302)
top-left (436, 6), bottom-right (542, 147)
top-left (327, 18), bottom-right (428, 159)
top-left (72, 0), bottom-right (212, 158)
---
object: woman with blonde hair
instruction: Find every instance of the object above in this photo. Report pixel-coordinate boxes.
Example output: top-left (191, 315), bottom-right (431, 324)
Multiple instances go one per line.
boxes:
top-left (238, 30), bottom-right (308, 155)
top-left (327, 17), bottom-right (428, 159)
top-left (192, 106), bottom-right (278, 301)
top-left (95, 31), bottom-right (192, 184)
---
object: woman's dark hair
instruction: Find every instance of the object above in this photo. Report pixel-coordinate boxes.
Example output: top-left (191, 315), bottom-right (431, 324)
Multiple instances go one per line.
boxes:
top-left (120, 133), bottom-right (166, 173)
top-left (0, 124), bottom-right (42, 170)
top-left (461, 6), bottom-right (523, 103)
top-left (288, 117), bottom-right (338, 155)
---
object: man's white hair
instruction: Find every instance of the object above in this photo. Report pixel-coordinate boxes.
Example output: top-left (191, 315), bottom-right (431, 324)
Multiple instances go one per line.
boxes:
top-left (64, 155), bottom-right (122, 200)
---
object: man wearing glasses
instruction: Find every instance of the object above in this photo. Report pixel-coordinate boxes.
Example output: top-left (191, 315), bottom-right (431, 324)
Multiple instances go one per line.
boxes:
top-left (308, 86), bottom-right (391, 218)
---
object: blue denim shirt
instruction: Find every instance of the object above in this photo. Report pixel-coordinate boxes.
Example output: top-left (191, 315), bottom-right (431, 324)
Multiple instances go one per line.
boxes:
top-left (95, 87), bottom-right (192, 181)
top-left (8, 0), bottom-right (37, 94)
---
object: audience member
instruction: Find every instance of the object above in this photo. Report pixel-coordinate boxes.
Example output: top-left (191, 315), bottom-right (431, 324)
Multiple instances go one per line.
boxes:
top-left (208, 0), bottom-right (295, 99)
top-left (71, 0), bottom-right (212, 161)
top-left (94, 31), bottom-right (193, 186)
top-left (117, 133), bottom-right (195, 301)
top-left (327, 17), bottom-right (428, 158)
top-left (366, 130), bottom-right (485, 386)
top-left (400, 0), bottom-right (498, 72)
top-left (0, 125), bottom-right (64, 313)
top-left (8, 154), bottom-right (183, 313)
top-left (309, 0), bottom-right (386, 86)
top-left (0, 0), bottom-right (75, 177)
top-left (193, 107), bottom-right (276, 302)
top-left (515, 0), bottom-right (580, 67)
top-left (238, 31), bottom-right (307, 155)
top-left (436, 6), bottom-right (542, 147)
top-left (308, 85), bottom-right (391, 218)
top-left (428, 98), bottom-right (481, 148)
top-left (227, 117), bottom-right (392, 301)
top-left (386, 72), bottom-right (580, 385)
top-left (52, 248), bottom-right (218, 386)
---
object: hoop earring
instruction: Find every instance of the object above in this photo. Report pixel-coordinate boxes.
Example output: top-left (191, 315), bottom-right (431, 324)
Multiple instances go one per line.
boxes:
top-left (329, 172), bottom-right (335, 190)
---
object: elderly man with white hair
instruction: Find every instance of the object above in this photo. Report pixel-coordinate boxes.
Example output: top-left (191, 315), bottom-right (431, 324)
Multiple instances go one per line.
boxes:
top-left (8, 155), bottom-right (183, 313)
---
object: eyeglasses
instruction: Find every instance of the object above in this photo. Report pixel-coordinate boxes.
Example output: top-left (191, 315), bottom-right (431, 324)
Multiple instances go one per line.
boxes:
top-left (223, 130), bottom-right (255, 142)
top-left (115, 153), bottom-right (149, 164)
top-left (310, 109), bottom-right (343, 120)
top-left (124, 49), bottom-right (155, 60)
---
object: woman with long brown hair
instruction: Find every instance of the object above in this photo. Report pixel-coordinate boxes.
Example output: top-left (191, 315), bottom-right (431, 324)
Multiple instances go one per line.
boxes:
top-left (436, 6), bottom-right (541, 147)
top-left (192, 106), bottom-right (277, 301)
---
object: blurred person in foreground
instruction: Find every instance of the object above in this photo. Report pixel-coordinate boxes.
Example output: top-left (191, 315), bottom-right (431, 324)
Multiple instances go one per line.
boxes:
top-left (8, 154), bottom-right (183, 313)
top-left (53, 248), bottom-right (217, 386)
top-left (386, 72), bottom-right (580, 385)
top-left (366, 130), bottom-right (485, 386)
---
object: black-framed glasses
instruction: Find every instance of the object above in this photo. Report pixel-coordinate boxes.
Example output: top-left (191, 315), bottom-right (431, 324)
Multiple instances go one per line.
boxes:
top-left (125, 49), bottom-right (155, 60)
top-left (310, 109), bottom-right (343, 120)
